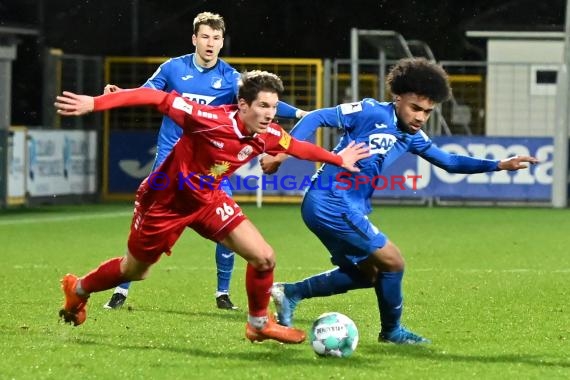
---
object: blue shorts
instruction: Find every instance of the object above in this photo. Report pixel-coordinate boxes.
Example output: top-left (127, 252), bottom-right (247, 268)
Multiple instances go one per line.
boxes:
top-left (300, 190), bottom-right (387, 268)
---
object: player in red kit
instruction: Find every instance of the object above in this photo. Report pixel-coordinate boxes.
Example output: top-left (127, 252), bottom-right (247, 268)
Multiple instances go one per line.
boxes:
top-left (54, 70), bottom-right (369, 344)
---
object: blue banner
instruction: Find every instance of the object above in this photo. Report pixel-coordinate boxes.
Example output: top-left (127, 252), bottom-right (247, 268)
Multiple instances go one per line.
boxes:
top-left (108, 131), bottom-right (157, 193)
top-left (228, 137), bottom-right (553, 201)
top-left (377, 136), bottom-right (553, 201)
top-left (106, 133), bottom-right (554, 202)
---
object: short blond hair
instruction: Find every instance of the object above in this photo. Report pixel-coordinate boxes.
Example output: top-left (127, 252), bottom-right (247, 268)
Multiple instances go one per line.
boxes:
top-left (193, 12), bottom-right (225, 35)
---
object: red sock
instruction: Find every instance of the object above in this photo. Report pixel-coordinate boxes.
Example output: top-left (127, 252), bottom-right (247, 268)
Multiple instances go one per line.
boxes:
top-left (245, 263), bottom-right (273, 317)
top-left (80, 257), bottom-right (126, 294)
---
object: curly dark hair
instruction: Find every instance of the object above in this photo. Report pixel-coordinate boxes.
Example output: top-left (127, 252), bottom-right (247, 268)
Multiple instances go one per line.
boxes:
top-left (386, 57), bottom-right (451, 103)
top-left (238, 70), bottom-right (284, 104)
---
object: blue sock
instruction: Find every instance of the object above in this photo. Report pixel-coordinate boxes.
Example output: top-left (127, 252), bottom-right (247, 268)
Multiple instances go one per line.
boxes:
top-left (285, 266), bottom-right (372, 300)
top-left (215, 243), bottom-right (234, 294)
top-left (117, 282), bottom-right (131, 290)
top-left (375, 271), bottom-right (404, 333)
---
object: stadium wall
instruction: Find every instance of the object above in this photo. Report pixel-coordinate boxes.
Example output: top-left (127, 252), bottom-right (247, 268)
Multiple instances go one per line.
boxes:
top-left (6, 127), bottom-right (98, 206)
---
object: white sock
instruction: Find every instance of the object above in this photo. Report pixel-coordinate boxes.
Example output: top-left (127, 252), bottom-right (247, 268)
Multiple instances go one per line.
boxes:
top-left (76, 280), bottom-right (88, 297)
top-left (215, 291), bottom-right (229, 298)
top-left (248, 315), bottom-right (269, 329)
top-left (114, 287), bottom-right (128, 296)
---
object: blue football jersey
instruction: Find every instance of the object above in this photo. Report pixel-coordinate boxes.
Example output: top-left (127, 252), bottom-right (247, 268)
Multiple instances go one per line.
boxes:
top-left (143, 53), bottom-right (301, 169)
top-left (291, 98), bottom-right (498, 214)
top-left (143, 53), bottom-right (240, 167)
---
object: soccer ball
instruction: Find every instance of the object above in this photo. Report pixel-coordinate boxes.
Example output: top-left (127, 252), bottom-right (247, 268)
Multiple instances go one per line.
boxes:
top-left (309, 312), bottom-right (359, 358)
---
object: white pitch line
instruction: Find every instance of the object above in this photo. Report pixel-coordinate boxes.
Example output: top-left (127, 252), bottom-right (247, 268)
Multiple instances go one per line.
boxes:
top-left (414, 268), bottom-right (570, 274)
top-left (141, 266), bottom-right (570, 274)
top-left (0, 210), bottom-right (132, 226)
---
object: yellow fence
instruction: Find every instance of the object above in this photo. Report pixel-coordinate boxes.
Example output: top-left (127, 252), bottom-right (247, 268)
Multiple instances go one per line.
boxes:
top-left (102, 57), bottom-right (323, 201)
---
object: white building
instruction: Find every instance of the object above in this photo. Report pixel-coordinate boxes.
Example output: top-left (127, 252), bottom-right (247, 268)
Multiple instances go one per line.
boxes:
top-left (467, 31), bottom-right (565, 137)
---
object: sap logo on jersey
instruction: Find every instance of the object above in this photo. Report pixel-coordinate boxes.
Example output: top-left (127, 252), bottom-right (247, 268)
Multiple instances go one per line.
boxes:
top-left (369, 133), bottom-right (397, 155)
top-left (182, 92), bottom-right (216, 105)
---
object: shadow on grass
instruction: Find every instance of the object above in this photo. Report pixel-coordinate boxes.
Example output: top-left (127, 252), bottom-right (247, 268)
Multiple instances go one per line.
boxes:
top-left (74, 338), bottom-right (378, 368)
top-left (46, 311), bottom-right (376, 367)
top-left (360, 344), bottom-right (570, 369)
top-left (131, 307), bottom-right (246, 322)
top-left (18, 322), bottom-right (569, 370)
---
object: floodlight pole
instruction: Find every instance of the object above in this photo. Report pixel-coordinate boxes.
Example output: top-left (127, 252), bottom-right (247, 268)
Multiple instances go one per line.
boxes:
top-left (552, 0), bottom-right (570, 208)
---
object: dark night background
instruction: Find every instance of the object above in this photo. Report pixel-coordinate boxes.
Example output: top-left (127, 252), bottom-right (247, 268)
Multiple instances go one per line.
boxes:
top-left (0, 0), bottom-right (566, 125)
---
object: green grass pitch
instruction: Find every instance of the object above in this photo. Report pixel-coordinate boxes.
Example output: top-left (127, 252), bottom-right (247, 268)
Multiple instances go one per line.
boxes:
top-left (1, 203), bottom-right (569, 379)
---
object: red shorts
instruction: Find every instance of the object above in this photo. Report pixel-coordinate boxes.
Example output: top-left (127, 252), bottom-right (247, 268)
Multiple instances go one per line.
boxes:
top-left (127, 189), bottom-right (246, 263)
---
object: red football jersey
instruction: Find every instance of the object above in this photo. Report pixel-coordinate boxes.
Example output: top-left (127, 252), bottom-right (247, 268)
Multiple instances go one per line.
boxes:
top-left (95, 88), bottom-right (342, 210)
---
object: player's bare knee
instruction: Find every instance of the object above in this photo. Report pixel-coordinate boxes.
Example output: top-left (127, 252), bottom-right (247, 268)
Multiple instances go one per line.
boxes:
top-left (386, 256), bottom-right (405, 271)
top-left (254, 261), bottom-right (275, 271)
top-left (249, 246), bottom-right (275, 270)
top-left (378, 241), bottom-right (405, 271)
top-left (121, 253), bottom-right (152, 281)
top-left (249, 258), bottom-right (275, 271)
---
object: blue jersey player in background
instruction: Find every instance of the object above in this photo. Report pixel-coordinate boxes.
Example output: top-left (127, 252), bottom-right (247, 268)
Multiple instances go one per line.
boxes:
top-left (261, 57), bottom-right (537, 344)
top-left (103, 11), bottom-right (307, 311)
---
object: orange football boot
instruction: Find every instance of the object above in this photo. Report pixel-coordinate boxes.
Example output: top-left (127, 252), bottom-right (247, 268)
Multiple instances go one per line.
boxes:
top-left (246, 314), bottom-right (306, 344)
top-left (59, 274), bottom-right (88, 326)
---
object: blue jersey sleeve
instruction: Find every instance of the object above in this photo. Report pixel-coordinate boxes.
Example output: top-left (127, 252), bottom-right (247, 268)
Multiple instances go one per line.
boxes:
top-left (289, 107), bottom-right (341, 140)
top-left (419, 144), bottom-right (500, 173)
top-left (337, 99), bottom-right (391, 134)
top-left (276, 101), bottom-right (300, 119)
top-left (142, 59), bottom-right (171, 90)
top-left (231, 70), bottom-right (240, 99)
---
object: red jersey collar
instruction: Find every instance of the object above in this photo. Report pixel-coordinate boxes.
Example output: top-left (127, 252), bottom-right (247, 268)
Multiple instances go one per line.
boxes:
top-left (232, 111), bottom-right (256, 139)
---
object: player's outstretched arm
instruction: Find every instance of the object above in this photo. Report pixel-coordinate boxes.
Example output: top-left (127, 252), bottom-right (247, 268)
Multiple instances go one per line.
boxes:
top-left (284, 139), bottom-right (368, 173)
top-left (54, 91), bottom-right (95, 116)
top-left (263, 141), bottom-right (369, 174)
top-left (276, 101), bottom-right (307, 119)
top-left (420, 145), bottom-right (537, 174)
top-left (497, 155), bottom-right (539, 171)
top-left (55, 88), bottom-right (169, 117)
top-left (261, 108), bottom-right (339, 174)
